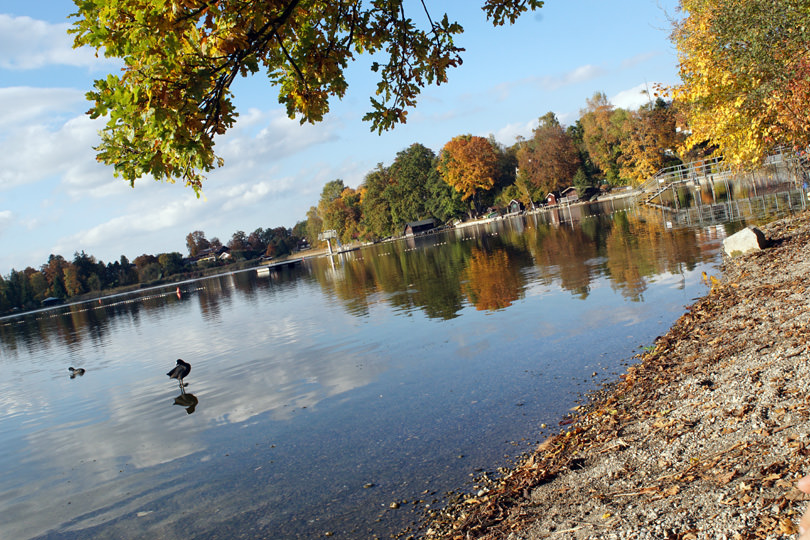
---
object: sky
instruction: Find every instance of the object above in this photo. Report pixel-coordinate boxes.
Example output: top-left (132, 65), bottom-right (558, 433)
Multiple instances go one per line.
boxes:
top-left (0, 1), bottom-right (681, 275)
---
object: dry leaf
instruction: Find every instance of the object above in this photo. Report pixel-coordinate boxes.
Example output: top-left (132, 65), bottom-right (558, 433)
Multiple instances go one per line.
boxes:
top-left (716, 471), bottom-right (736, 484)
top-left (779, 517), bottom-right (798, 535)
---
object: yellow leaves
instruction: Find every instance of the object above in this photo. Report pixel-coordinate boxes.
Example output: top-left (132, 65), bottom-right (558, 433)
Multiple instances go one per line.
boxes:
top-left (779, 518), bottom-right (799, 535)
top-left (438, 135), bottom-right (499, 201)
top-left (673, 0), bottom-right (810, 164)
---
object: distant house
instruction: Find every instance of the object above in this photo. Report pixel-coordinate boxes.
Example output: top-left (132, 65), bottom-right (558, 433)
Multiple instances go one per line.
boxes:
top-left (507, 199), bottom-right (523, 214)
top-left (545, 192), bottom-right (559, 206)
top-left (403, 219), bottom-right (437, 237)
top-left (195, 246), bottom-right (231, 264)
top-left (561, 187), bottom-right (579, 203)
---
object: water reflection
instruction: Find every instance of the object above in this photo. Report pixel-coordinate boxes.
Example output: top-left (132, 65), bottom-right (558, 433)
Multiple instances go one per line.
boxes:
top-left (0, 198), bottom-right (786, 356)
top-left (68, 367), bottom-right (86, 378)
top-left (310, 204), bottom-right (719, 319)
top-left (0, 198), bottom-right (806, 540)
top-left (173, 392), bottom-right (198, 414)
top-left (463, 247), bottom-right (525, 310)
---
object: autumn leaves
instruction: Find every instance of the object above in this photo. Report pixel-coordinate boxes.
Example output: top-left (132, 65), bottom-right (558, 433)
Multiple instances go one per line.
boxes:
top-left (672, 0), bottom-right (810, 168)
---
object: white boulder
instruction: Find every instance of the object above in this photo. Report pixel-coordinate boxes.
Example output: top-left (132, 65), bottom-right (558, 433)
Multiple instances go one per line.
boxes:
top-left (723, 226), bottom-right (766, 257)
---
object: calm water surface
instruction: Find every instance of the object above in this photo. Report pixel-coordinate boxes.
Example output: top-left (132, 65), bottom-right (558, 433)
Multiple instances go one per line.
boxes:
top-left (0, 201), bottom-right (792, 539)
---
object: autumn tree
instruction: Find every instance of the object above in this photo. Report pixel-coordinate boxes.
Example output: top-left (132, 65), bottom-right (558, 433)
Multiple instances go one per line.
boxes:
top-left (292, 220), bottom-right (308, 242)
top-left (516, 112), bottom-right (581, 197)
top-left (247, 229), bottom-right (266, 254)
top-left (262, 226), bottom-right (297, 257)
top-left (69, 1), bottom-right (542, 193)
top-left (438, 135), bottom-right (500, 215)
top-left (672, 0), bottom-right (810, 166)
top-left (579, 92), bottom-right (628, 185)
top-left (228, 230), bottom-right (248, 253)
top-left (617, 98), bottom-right (684, 184)
top-left (62, 265), bottom-right (83, 297)
top-left (186, 230), bottom-right (210, 257)
top-left (317, 180), bottom-right (363, 243)
top-left (28, 270), bottom-right (49, 303)
top-left (209, 237), bottom-right (223, 252)
top-left (42, 254), bottom-right (69, 299)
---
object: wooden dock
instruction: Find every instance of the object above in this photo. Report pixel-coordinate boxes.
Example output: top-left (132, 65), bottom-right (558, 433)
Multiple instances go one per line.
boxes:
top-left (256, 258), bottom-right (303, 276)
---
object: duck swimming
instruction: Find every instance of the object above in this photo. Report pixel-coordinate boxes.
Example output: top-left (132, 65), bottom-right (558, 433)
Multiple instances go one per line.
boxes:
top-left (167, 359), bottom-right (191, 386)
top-left (68, 367), bottom-right (85, 378)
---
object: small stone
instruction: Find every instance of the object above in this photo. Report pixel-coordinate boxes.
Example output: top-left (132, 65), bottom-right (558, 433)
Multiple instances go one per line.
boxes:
top-left (390, 502), bottom-right (400, 509)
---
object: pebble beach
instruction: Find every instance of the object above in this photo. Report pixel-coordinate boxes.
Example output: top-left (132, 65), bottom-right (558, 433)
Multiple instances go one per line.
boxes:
top-left (422, 209), bottom-right (810, 540)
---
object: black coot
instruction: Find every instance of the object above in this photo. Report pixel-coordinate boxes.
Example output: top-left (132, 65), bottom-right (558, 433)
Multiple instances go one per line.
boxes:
top-left (167, 359), bottom-right (191, 385)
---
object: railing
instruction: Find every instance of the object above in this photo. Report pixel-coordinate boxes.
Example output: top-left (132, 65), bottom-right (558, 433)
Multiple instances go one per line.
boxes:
top-left (640, 148), bottom-right (808, 207)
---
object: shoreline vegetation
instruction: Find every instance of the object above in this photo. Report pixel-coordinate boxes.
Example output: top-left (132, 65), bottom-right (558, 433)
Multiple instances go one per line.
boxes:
top-left (419, 209), bottom-right (810, 539)
top-left (0, 190), bottom-right (640, 318)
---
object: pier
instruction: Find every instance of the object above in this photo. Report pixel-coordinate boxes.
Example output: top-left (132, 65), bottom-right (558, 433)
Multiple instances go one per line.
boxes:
top-left (638, 148), bottom-right (809, 213)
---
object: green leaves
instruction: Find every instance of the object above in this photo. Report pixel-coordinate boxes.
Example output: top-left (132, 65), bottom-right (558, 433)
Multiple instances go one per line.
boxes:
top-left (70, 1), bottom-right (542, 192)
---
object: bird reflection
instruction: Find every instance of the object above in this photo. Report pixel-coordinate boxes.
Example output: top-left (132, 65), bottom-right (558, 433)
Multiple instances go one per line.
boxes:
top-left (68, 367), bottom-right (85, 378)
top-left (173, 392), bottom-right (198, 414)
top-left (166, 359), bottom-right (191, 388)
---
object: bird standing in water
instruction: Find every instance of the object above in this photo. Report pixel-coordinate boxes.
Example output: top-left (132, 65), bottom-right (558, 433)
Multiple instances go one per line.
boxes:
top-left (167, 359), bottom-right (191, 387)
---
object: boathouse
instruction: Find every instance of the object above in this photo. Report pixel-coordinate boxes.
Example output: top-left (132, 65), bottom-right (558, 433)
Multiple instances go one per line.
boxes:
top-left (403, 219), bottom-right (437, 237)
top-left (561, 187), bottom-right (579, 203)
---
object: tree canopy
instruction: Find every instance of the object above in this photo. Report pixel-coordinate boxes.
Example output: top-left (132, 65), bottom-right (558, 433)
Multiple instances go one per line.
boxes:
top-left (516, 112), bottom-right (581, 197)
top-left (438, 135), bottom-right (499, 207)
top-left (70, 0), bottom-right (543, 194)
top-left (672, 0), bottom-right (810, 166)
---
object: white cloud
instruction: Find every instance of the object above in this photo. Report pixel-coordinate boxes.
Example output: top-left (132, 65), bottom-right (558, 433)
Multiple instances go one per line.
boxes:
top-left (491, 118), bottom-right (538, 146)
top-left (540, 64), bottom-right (606, 90)
top-left (0, 14), bottom-right (112, 70)
top-left (0, 112), bottom-right (104, 191)
top-left (55, 197), bottom-right (202, 256)
top-left (219, 179), bottom-right (293, 212)
top-left (0, 87), bottom-right (85, 129)
top-left (484, 63), bottom-right (608, 105)
top-left (220, 108), bottom-right (340, 163)
top-left (611, 83), bottom-right (658, 110)
top-left (620, 51), bottom-right (660, 70)
top-left (0, 210), bottom-right (12, 236)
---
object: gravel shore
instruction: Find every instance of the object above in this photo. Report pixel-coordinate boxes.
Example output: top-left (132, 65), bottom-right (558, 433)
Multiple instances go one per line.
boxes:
top-left (423, 209), bottom-right (810, 540)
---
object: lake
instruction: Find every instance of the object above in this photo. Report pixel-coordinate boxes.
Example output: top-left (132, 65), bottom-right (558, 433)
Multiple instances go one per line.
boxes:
top-left (0, 195), bottom-right (801, 539)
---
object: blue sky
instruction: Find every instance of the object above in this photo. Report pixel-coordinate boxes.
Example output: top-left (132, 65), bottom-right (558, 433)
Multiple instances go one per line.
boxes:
top-left (0, 1), bottom-right (680, 274)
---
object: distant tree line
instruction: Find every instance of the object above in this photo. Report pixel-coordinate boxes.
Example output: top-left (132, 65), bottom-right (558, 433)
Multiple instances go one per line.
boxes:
top-left (1, 92), bottom-right (687, 314)
top-left (0, 226), bottom-right (302, 314)
top-left (299, 94), bottom-right (690, 246)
